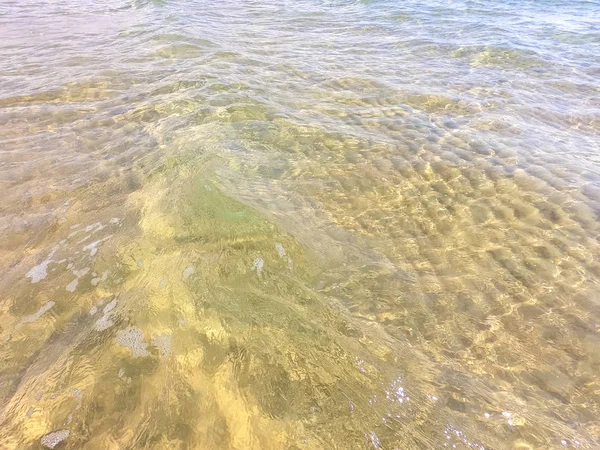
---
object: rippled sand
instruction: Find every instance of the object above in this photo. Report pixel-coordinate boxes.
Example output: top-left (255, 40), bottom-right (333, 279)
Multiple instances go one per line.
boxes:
top-left (1, 0), bottom-right (599, 449)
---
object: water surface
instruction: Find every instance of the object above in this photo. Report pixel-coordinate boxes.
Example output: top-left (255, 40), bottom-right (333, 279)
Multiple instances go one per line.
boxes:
top-left (1, 0), bottom-right (600, 448)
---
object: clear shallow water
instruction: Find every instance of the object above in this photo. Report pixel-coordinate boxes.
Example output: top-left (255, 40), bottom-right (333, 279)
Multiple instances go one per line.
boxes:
top-left (1, 0), bottom-right (600, 448)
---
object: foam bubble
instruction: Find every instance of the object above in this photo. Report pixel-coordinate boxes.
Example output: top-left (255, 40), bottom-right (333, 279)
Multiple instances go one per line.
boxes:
top-left (182, 265), bottom-right (195, 280)
top-left (83, 236), bottom-right (112, 257)
top-left (85, 222), bottom-right (105, 233)
top-left (275, 242), bottom-right (286, 258)
top-left (91, 270), bottom-right (109, 286)
top-left (103, 297), bottom-right (118, 314)
top-left (25, 246), bottom-right (59, 283)
top-left (66, 278), bottom-right (78, 292)
top-left (40, 429), bottom-right (70, 449)
top-left (153, 334), bottom-right (172, 358)
top-left (21, 301), bottom-right (55, 324)
top-left (117, 327), bottom-right (149, 357)
top-left (72, 267), bottom-right (89, 278)
top-left (95, 298), bottom-right (117, 331)
top-left (253, 257), bottom-right (264, 275)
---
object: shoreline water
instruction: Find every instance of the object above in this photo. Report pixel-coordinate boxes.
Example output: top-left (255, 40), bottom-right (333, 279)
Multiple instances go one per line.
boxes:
top-left (1, 0), bottom-right (599, 448)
